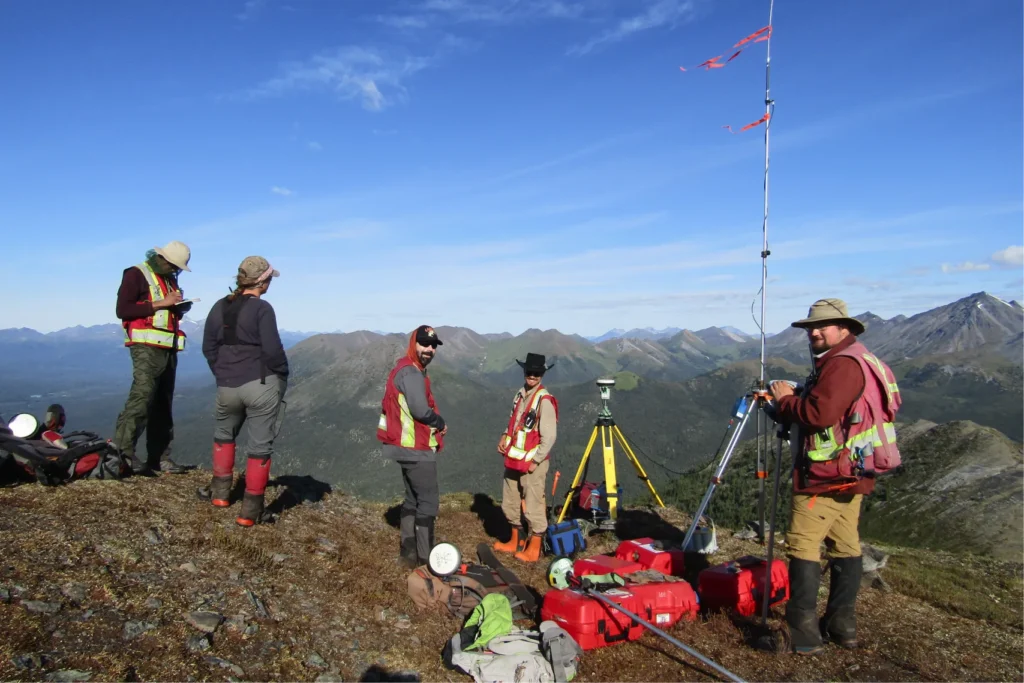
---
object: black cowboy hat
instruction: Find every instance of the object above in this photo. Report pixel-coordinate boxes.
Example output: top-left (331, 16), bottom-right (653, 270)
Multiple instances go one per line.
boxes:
top-left (516, 352), bottom-right (555, 375)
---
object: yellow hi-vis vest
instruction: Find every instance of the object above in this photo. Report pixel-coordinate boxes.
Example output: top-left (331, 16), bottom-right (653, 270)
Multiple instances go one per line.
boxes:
top-left (122, 261), bottom-right (186, 351)
top-left (499, 387), bottom-right (558, 472)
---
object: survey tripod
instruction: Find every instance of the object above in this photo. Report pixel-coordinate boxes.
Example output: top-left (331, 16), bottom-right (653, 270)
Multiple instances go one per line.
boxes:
top-left (556, 378), bottom-right (665, 526)
top-left (680, 384), bottom-right (790, 623)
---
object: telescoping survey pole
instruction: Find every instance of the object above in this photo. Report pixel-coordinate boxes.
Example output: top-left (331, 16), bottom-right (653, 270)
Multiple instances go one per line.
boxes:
top-left (754, 0), bottom-right (777, 546)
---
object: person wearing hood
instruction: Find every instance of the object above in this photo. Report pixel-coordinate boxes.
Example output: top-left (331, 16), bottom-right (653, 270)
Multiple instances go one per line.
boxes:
top-left (492, 353), bottom-right (558, 563)
top-left (377, 325), bottom-right (448, 568)
top-left (112, 241), bottom-right (193, 475)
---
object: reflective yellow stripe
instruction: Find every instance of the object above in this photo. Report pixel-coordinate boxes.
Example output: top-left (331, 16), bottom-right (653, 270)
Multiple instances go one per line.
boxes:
top-left (136, 262), bottom-right (175, 331)
top-left (396, 393), bottom-right (438, 450)
top-left (506, 389), bottom-right (548, 461)
top-left (378, 413), bottom-right (387, 431)
top-left (397, 394), bottom-right (416, 447)
top-left (883, 422), bottom-right (897, 444)
top-left (125, 327), bottom-right (185, 350)
top-left (862, 352), bottom-right (900, 403)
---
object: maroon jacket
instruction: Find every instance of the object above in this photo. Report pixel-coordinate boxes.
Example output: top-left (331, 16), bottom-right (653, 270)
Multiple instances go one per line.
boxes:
top-left (775, 334), bottom-right (873, 495)
top-left (116, 266), bottom-right (181, 321)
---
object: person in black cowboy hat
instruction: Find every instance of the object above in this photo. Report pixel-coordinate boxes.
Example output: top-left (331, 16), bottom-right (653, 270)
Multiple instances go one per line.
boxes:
top-left (493, 352), bottom-right (559, 563)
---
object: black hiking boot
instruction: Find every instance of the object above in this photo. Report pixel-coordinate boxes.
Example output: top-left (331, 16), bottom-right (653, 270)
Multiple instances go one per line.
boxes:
top-left (786, 558), bottom-right (824, 655)
top-left (415, 515), bottom-right (435, 566)
top-left (208, 475), bottom-right (233, 507)
top-left (236, 492), bottom-right (276, 527)
top-left (821, 556), bottom-right (863, 649)
top-left (158, 458), bottom-right (188, 474)
top-left (397, 511), bottom-right (418, 569)
top-left (130, 455), bottom-right (155, 477)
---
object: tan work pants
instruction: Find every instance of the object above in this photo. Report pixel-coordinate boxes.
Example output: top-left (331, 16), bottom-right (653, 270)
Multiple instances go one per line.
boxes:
top-left (786, 493), bottom-right (863, 562)
top-left (500, 458), bottom-right (550, 536)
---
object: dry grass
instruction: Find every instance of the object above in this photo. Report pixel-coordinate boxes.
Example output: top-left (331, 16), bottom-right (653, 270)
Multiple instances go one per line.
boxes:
top-left (0, 472), bottom-right (1021, 682)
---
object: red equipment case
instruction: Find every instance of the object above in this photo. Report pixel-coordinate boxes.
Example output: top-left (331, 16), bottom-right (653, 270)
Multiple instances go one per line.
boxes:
top-left (697, 555), bottom-right (789, 617)
top-left (614, 537), bottom-right (686, 577)
top-left (629, 581), bottom-right (700, 627)
top-left (573, 554), bottom-right (645, 577)
top-left (541, 586), bottom-right (645, 650)
top-left (540, 580), bottom-right (700, 650)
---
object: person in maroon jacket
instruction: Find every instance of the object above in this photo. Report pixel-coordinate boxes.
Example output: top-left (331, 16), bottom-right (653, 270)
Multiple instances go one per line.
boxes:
top-left (112, 241), bottom-right (193, 475)
top-left (769, 298), bottom-right (876, 656)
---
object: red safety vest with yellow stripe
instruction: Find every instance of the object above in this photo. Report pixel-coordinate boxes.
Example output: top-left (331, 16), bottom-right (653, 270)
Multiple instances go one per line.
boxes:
top-left (499, 386), bottom-right (558, 472)
top-left (795, 341), bottom-right (902, 486)
top-left (377, 357), bottom-right (444, 452)
top-left (122, 262), bottom-right (187, 351)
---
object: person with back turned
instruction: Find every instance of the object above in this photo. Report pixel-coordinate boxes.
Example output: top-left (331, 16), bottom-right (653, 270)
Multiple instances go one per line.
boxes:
top-left (201, 256), bottom-right (288, 527)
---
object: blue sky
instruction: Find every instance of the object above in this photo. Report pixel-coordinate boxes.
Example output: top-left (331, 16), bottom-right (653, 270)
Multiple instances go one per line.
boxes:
top-left (1, 0), bottom-right (1021, 336)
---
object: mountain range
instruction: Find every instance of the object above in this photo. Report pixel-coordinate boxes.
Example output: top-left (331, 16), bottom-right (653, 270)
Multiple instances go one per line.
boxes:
top-left (1, 290), bottom-right (1022, 562)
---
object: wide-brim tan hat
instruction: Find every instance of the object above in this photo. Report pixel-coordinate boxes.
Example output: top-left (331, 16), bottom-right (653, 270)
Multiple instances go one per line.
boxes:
top-left (154, 240), bottom-right (192, 272)
top-left (790, 298), bottom-right (865, 335)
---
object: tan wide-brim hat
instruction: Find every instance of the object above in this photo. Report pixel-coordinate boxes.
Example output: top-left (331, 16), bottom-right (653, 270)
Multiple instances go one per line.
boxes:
top-left (153, 240), bottom-right (192, 272)
top-left (790, 298), bottom-right (866, 335)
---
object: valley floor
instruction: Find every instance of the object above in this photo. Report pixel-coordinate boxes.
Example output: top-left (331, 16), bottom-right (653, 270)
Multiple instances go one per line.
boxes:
top-left (1, 471), bottom-right (1021, 682)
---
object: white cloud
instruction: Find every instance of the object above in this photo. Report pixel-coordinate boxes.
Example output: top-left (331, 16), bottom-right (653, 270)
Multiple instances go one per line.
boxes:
top-left (236, 0), bottom-right (268, 22)
top-left (270, 186), bottom-right (295, 196)
top-left (243, 46), bottom-right (434, 111)
top-left (992, 245), bottom-right (1023, 268)
top-left (306, 141), bottom-right (323, 152)
top-left (567, 0), bottom-right (697, 56)
top-left (941, 261), bottom-right (991, 273)
top-left (377, 0), bottom-right (586, 28)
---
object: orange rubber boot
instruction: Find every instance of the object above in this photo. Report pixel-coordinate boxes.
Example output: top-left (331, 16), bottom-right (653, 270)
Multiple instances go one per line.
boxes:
top-left (514, 534), bottom-right (543, 563)
top-left (494, 526), bottom-right (523, 554)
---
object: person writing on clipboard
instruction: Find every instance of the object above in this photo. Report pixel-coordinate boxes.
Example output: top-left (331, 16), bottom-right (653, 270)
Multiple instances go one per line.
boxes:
top-left (112, 240), bottom-right (195, 475)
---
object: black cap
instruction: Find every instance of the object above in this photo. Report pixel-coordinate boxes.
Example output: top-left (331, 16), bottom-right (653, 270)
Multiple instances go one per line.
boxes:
top-left (415, 325), bottom-right (443, 347)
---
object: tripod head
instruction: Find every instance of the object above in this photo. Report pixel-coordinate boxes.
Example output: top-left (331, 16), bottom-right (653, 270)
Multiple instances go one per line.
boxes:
top-left (596, 378), bottom-right (615, 421)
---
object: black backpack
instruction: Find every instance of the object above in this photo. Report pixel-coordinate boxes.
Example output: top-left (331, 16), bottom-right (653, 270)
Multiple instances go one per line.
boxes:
top-left (0, 428), bottom-right (129, 486)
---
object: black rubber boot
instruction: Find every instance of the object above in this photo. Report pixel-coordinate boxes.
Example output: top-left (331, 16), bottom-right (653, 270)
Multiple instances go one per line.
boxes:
top-left (415, 515), bottom-right (435, 566)
top-left (236, 492), bottom-right (265, 527)
top-left (786, 558), bottom-right (824, 655)
top-left (821, 556), bottom-right (863, 648)
top-left (209, 476), bottom-right (233, 507)
top-left (398, 511), bottom-right (418, 569)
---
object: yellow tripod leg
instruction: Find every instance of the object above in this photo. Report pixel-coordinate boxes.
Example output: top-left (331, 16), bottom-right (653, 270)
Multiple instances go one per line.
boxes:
top-left (613, 425), bottom-right (666, 508)
top-left (557, 426), bottom-right (598, 523)
top-left (602, 424), bottom-right (619, 520)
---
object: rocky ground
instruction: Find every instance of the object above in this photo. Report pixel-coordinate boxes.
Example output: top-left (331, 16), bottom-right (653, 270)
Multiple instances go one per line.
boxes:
top-left (1, 470), bottom-right (1021, 682)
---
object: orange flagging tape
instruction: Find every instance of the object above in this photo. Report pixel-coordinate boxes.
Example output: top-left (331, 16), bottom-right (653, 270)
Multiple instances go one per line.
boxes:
top-left (734, 25), bottom-right (771, 48)
top-left (679, 24), bottom-right (771, 72)
top-left (723, 112), bottom-right (770, 134)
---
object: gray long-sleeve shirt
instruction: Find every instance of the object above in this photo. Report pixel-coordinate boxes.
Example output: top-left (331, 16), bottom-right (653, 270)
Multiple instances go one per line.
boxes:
top-left (202, 295), bottom-right (289, 388)
top-left (383, 363), bottom-right (445, 463)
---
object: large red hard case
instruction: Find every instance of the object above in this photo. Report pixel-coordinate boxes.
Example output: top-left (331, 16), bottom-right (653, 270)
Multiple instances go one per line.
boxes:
top-left (540, 586), bottom-right (645, 650)
top-left (573, 555), bottom-right (645, 577)
top-left (540, 580), bottom-right (700, 650)
top-left (628, 581), bottom-right (700, 627)
top-left (614, 537), bottom-right (686, 577)
top-left (697, 555), bottom-right (789, 617)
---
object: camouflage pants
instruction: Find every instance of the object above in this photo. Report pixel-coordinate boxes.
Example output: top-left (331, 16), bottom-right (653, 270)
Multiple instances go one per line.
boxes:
top-left (112, 345), bottom-right (177, 468)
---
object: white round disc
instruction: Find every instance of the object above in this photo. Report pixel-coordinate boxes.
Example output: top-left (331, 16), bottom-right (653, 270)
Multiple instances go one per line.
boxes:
top-left (428, 542), bottom-right (461, 576)
top-left (8, 413), bottom-right (39, 439)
